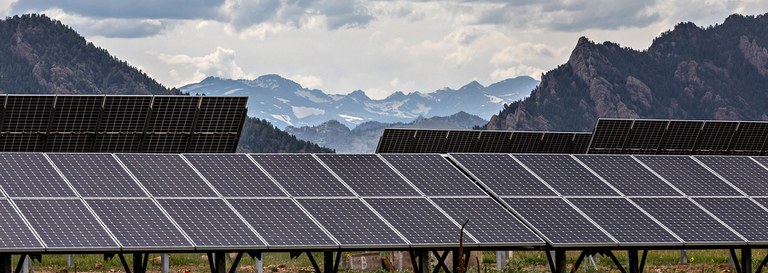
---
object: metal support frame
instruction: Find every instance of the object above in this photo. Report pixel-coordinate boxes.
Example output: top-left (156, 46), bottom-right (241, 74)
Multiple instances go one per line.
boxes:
top-left (161, 253), bottom-right (170, 273)
top-left (207, 252), bottom-right (227, 273)
top-left (252, 252), bottom-right (263, 273)
top-left (409, 250), bottom-right (430, 273)
top-left (545, 249), bottom-right (565, 273)
top-left (0, 255), bottom-right (10, 273)
top-left (730, 248), bottom-right (753, 273)
top-left (756, 250), bottom-right (768, 273)
top-left (432, 251), bottom-right (450, 273)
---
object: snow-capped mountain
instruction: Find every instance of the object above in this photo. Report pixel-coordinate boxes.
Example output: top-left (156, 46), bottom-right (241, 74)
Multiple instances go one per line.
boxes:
top-left (180, 74), bottom-right (538, 129)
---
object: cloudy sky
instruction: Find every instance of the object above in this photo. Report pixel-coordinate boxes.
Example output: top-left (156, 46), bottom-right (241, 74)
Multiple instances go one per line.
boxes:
top-left (1, 1), bottom-right (767, 99)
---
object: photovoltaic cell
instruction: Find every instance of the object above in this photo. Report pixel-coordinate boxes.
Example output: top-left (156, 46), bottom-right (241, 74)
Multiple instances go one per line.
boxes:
top-left (411, 130), bottom-right (448, 153)
top-left (87, 199), bottom-right (191, 248)
top-left (572, 133), bottom-right (592, 154)
top-left (624, 120), bottom-right (667, 153)
top-left (540, 133), bottom-right (577, 154)
top-left (184, 154), bottom-right (285, 197)
top-left (431, 197), bottom-right (543, 244)
top-left (116, 154), bottom-right (216, 197)
top-left (568, 198), bottom-right (679, 244)
top-left (635, 156), bottom-right (740, 196)
top-left (381, 154), bottom-right (486, 196)
top-left (366, 198), bottom-right (468, 245)
top-left (695, 122), bottom-right (738, 154)
top-left (376, 129), bottom-right (414, 153)
top-left (298, 199), bottom-right (405, 246)
top-left (476, 131), bottom-right (511, 153)
top-left (0, 153), bottom-right (76, 197)
top-left (444, 130), bottom-right (480, 153)
top-left (706, 156), bottom-right (768, 196)
top-left (575, 155), bottom-right (680, 196)
top-left (316, 154), bottom-right (420, 197)
top-left (589, 119), bottom-right (632, 153)
top-left (503, 198), bottom-right (614, 245)
top-left (48, 154), bottom-right (147, 197)
top-left (729, 122), bottom-right (768, 155)
top-left (450, 154), bottom-right (555, 196)
top-left (229, 199), bottom-right (336, 247)
top-left (157, 199), bottom-right (263, 247)
top-left (0, 200), bottom-right (42, 249)
top-left (658, 121), bottom-right (702, 154)
top-left (509, 132), bottom-right (542, 153)
top-left (631, 198), bottom-right (743, 243)
top-left (15, 199), bottom-right (117, 249)
top-left (695, 198), bottom-right (768, 242)
top-left (515, 155), bottom-right (618, 196)
top-left (251, 154), bottom-right (353, 197)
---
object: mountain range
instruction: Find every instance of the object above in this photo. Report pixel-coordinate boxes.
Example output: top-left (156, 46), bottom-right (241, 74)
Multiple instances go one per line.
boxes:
top-left (0, 14), bottom-right (332, 153)
top-left (486, 13), bottom-right (768, 131)
top-left (285, 111), bottom-right (487, 153)
top-left (180, 75), bottom-right (537, 129)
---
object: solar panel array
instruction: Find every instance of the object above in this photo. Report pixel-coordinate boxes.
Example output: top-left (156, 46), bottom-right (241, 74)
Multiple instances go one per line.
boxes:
top-left (376, 129), bottom-right (591, 154)
top-left (589, 118), bottom-right (768, 155)
top-left (0, 95), bottom-right (247, 153)
top-left (6, 152), bottom-right (768, 252)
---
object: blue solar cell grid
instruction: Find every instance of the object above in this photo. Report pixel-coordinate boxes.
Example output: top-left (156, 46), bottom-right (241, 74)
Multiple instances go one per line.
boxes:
top-left (316, 154), bottom-right (420, 197)
top-left (635, 156), bottom-right (740, 196)
top-left (229, 199), bottom-right (337, 247)
top-left (251, 154), bottom-right (353, 197)
top-left (88, 199), bottom-right (191, 249)
top-left (157, 199), bottom-right (263, 247)
top-left (117, 154), bottom-right (217, 197)
top-left (184, 154), bottom-right (286, 197)
top-left (695, 198), bottom-right (768, 242)
top-left (15, 199), bottom-right (117, 249)
top-left (366, 198), bottom-right (468, 245)
top-left (515, 155), bottom-right (618, 196)
top-left (568, 198), bottom-right (679, 244)
top-left (0, 153), bottom-right (76, 197)
top-left (48, 154), bottom-right (147, 197)
top-left (382, 154), bottom-right (486, 196)
top-left (503, 198), bottom-right (614, 245)
top-left (298, 199), bottom-right (405, 246)
top-left (704, 156), bottom-right (768, 196)
top-left (450, 154), bottom-right (555, 196)
top-left (576, 155), bottom-right (680, 196)
top-left (431, 197), bottom-right (544, 244)
top-left (631, 198), bottom-right (743, 243)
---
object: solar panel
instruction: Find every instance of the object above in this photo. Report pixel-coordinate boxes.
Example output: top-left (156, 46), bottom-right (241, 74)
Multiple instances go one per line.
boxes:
top-left (431, 197), bottom-right (544, 244)
top-left (87, 199), bottom-right (192, 249)
top-left (366, 198), bottom-right (469, 245)
top-left (575, 155), bottom-right (680, 196)
top-left (624, 120), bottom-right (667, 153)
top-left (450, 154), bottom-right (555, 196)
top-left (539, 133), bottom-right (578, 154)
top-left (0, 153), bottom-right (76, 197)
top-left (2, 96), bottom-right (54, 133)
top-left (117, 154), bottom-right (216, 197)
top-left (49, 96), bottom-right (101, 133)
top-left (572, 133), bottom-right (592, 154)
top-left (100, 96), bottom-right (151, 133)
top-left (381, 154), bottom-right (486, 196)
top-left (476, 131), bottom-right (511, 153)
top-left (184, 154), bottom-right (286, 197)
top-left (694, 122), bottom-right (738, 154)
top-left (411, 130), bottom-right (448, 153)
top-left (509, 132), bottom-right (542, 153)
top-left (376, 129), bottom-right (414, 153)
top-left (697, 156), bottom-right (768, 196)
top-left (729, 122), bottom-right (768, 155)
top-left (48, 154), bottom-right (147, 197)
top-left (635, 156), bottom-right (740, 196)
top-left (695, 198), bottom-right (768, 242)
top-left (631, 198), bottom-right (743, 243)
top-left (588, 119), bottom-right (632, 153)
top-left (0, 134), bottom-right (45, 152)
top-left (46, 134), bottom-right (92, 152)
top-left (568, 198), bottom-right (679, 244)
top-left (250, 154), bottom-right (353, 197)
top-left (93, 134), bottom-right (141, 153)
top-left (444, 130), bottom-right (480, 153)
top-left (195, 97), bottom-right (248, 134)
top-left (658, 121), bottom-right (703, 154)
top-left (298, 199), bottom-right (406, 246)
top-left (14, 199), bottom-right (117, 249)
top-left (157, 199), bottom-right (263, 248)
top-left (514, 155), bottom-right (618, 196)
top-left (229, 199), bottom-right (336, 247)
top-left (0, 200), bottom-right (43, 250)
top-left (146, 96), bottom-right (198, 133)
top-left (315, 154), bottom-right (420, 197)
top-left (502, 198), bottom-right (614, 245)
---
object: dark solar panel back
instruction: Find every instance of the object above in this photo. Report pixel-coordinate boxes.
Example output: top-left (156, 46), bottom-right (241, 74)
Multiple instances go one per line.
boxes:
top-left (378, 129), bottom-right (591, 154)
top-left (588, 119), bottom-right (768, 155)
top-left (0, 95), bottom-right (247, 153)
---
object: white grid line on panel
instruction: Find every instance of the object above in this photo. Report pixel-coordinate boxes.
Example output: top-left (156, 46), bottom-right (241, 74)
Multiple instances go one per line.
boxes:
top-left (179, 154), bottom-right (269, 247)
top-left (244, 154), bottom-right (341, 247)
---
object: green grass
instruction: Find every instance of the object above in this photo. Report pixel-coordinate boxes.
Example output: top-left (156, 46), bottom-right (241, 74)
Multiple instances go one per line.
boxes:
top-left (15, 250), bottom-right (761, 273)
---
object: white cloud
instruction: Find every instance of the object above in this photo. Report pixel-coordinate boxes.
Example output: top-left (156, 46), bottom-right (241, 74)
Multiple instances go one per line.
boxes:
top-left (40, 8), bottom-right (174, 38)
top-left (158, 46), bottom-right (255, 85)
top-left (290, 74), bottom-right (324, 90)
top-left (0, 0), bottom-right (15, 16)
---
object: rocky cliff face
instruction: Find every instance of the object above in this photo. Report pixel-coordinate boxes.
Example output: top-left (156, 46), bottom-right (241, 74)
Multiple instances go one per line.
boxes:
top-left (487, 13), bottom-right (768, 131)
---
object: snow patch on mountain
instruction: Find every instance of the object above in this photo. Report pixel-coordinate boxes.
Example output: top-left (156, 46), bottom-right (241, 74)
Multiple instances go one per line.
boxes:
top-left (292, 106), bottom-right (325, 118)
top-left (339, 114), bottom-right (364, 123)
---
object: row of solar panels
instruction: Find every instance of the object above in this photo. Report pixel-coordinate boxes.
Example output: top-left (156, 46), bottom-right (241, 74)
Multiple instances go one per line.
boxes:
top-left (2, 153), bottom-right (768, 252)
top-left (0, 95), bottom-right (248, 153)
top-left (377, 119), bottom-right (768, 155)
top-left (589, 119), bottom-right (768, 155)
top-left (376, 129), bottom-right (590, 154)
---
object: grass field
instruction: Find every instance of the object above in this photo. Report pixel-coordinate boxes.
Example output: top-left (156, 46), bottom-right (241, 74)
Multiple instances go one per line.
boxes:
top-left (15, 249), bottom-right (761, 273)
